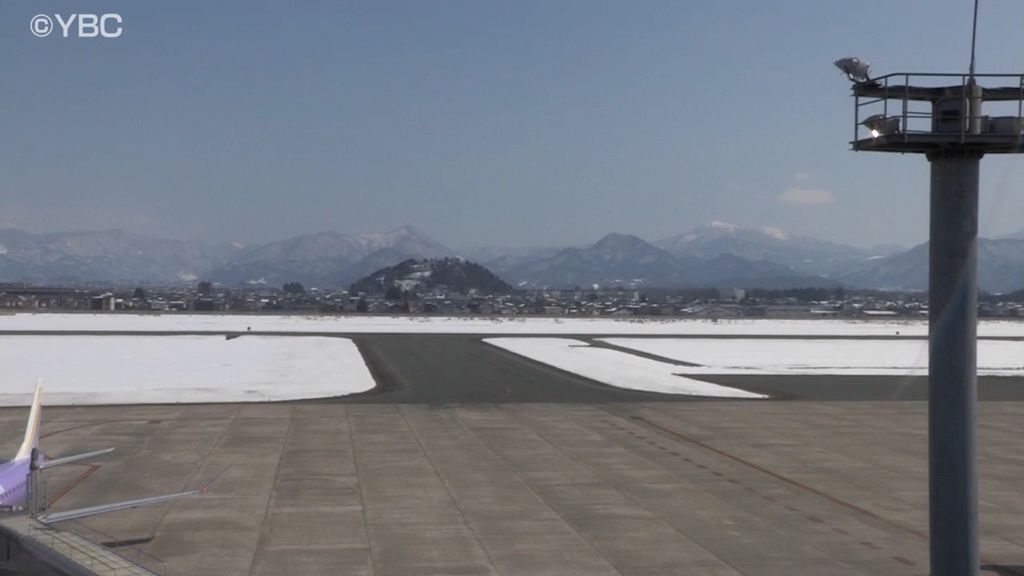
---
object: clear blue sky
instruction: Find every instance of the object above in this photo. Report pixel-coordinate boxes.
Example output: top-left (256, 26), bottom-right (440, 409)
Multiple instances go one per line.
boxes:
top-left (3, 0), bottom-right (1024, 249)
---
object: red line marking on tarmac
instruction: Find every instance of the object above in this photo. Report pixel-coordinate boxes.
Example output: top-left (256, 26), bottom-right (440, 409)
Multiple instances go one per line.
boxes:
top-left (47, 464), bottom-right (100, 507)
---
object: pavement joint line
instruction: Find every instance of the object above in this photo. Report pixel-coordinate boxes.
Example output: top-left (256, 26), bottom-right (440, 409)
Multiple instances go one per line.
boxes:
top-left (597, 413), bottom-right (890, 563)
top-left (617, 410), bottom-right (932, 542)
top-left (244, 410), bottom-right (292, 576)
top-left (640, 402), bottom-right (931, 484)
top-left (147, 406), bottom-right (241, 542)
top-left (594, 407), bottom-right (946, 570)
top-left (450, 405), bottom-right (630, 576)
top-left (345, 405), bottom-right (376, 576)
top-left (396, 406), bottom-right (500, 576)
top-left (492, 405), bottom-right (741, 575)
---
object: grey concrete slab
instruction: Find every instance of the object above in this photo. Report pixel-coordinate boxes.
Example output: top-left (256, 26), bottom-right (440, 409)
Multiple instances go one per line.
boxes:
top-left (250, 547), bottom-right (372, 576)
top-left (263, 508), bottom-right (368, 549)
top-left (367, 522), bottom-right (497, 576)
top-left (2, 401), bottom-right (1024, 574)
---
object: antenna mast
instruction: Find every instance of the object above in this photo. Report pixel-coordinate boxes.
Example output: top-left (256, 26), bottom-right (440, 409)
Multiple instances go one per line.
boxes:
top-left (969, 0), bottom-right (980, 77)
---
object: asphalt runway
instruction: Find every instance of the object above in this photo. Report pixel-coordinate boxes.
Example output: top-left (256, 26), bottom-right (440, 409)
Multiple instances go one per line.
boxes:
top-left (346, 335), bottom-right (700, 403)
top-left (343, 335), bottom-right (1024, 403)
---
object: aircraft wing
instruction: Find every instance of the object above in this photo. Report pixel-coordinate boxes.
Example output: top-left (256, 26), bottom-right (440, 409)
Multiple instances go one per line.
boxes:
top-left (40, 448), bottom-right (115, 470)
top-left (38, 490), bottom-right (201, 524)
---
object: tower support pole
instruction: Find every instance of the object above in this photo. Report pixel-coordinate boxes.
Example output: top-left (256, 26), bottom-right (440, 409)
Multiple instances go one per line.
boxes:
top-left (927, 149), bottom-right (981, 576)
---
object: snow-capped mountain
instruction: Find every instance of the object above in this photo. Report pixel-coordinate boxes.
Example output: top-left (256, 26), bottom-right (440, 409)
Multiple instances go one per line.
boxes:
top-left (24, 221), bottom-right (1024, 292)
top-left (503, 233), bottom-right (691, 288)
top-left (0, 228), bottom-right (239, 284)
top-left (0, 225), bottom-right (452, 287)
top-left (501, 232), bottom-right (834, 289)
top-left (839, 238), bottom-right (1024, 293)
top-left (207, 225), bottom-right (454, 286)
top-left (655, 221), bottom-right (893, 277)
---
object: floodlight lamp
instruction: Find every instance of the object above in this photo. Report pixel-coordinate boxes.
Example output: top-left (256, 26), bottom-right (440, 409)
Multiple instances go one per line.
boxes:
top-left (834, 57), bottom-right (871, 83)
top-left (861, 114), bottom-right (900, 138)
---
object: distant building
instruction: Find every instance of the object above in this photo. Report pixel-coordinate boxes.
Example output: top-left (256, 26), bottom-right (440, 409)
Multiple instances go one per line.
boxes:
top-left (192, 297), bottom-right (218, 312)
top-left (90, 293), bottom-right (116, 311)
top-left (862, 310), bottom-right (899, 317)
top-left (1, 286), bottom-right (87, 309)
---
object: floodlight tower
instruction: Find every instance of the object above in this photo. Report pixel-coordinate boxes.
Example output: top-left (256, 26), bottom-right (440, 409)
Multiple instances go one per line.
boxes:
top-left (837, 11), bottom-right (1024, 576)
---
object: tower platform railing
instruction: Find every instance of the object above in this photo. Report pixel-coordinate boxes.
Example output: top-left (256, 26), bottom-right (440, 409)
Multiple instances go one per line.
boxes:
top-left (851, 72), bottom-right (1024, 154)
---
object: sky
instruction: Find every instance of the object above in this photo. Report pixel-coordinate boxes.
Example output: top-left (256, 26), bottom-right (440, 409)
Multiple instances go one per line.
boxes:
top-left (3, 0), bottom-right (1024, 249)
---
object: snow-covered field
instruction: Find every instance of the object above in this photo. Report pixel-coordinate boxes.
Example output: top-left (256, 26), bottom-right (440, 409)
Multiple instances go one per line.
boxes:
top-left (0, 335), bottom-right (375, 406)
top-left (599, 338), bottom-right (1024, 377)
top-left (2, 312), bottom-right (1024, 337)
top-left (3, 314), bottom-right (1022, 405)
top-left (0, 313), bottom-right (957, 335)
top-left (484, 338), bottom-right (766, 399)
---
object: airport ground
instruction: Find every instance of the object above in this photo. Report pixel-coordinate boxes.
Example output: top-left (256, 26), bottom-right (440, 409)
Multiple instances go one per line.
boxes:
top-left (1, 334), bottom-right (1023, 575)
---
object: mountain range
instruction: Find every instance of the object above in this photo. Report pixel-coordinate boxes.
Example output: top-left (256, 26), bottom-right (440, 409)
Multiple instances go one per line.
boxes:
top-left (206, 226), bottom-right (450, 286)
top-left (0, 228), bottom-right (239, 284)
top-left (837, 239), bottom-right (1024, 293)
top-left (497, 233), bottom-right (837, 290)
top-left (2, 223), bottom-right (1024, 293)
top-left (654, 221), bottom-right (902, 277)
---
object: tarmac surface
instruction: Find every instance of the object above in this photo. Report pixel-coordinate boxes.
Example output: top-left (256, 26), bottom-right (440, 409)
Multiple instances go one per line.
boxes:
top-left (349, 335), bottom-right (1024, 403)
top-left (1, 333), bottom-right (1023, 575)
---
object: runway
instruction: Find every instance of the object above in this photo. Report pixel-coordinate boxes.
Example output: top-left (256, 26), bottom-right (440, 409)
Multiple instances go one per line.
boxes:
top-left (344, 335), bottom-right (1024, 403)
top-left (347, 335), bottom-right (703, 403)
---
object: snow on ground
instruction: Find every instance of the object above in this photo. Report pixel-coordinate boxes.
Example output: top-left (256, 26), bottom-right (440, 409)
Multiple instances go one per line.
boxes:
top-left (600, 338), bottom-right (1024, 377)
top-left (3, 312), bottom-right (1024, 337)
top-left (0, 335), bottom-right (375, 406)
top-left (484, 338), bottom-right (766, 399)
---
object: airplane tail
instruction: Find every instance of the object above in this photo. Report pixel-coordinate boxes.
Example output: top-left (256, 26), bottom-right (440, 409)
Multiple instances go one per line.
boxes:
top-left (15, 379), bottom-right (43, 461)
